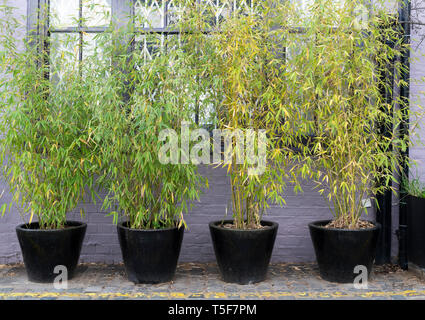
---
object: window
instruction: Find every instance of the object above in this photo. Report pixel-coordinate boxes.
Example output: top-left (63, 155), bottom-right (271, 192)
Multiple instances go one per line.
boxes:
top-left (28, 0), bottom-right (261, 127)
top-left (28, 0), bottom-right (331, 126)
top-left (47, 1), bottom-right (111, 81)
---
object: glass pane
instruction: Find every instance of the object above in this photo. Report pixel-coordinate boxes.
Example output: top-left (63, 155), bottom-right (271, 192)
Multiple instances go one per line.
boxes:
top-left (82, 33), bottom-right (111, 61)
top-left (234, 0), bottom-right (254, 12)
top-left (50, 0), bottom-right (80, 28)
top-left (198, 91), bottom-right (216, 126)
top-left (50, 33), bottom-right (81, 83)
top-left (135, 0), bottom-right (164, 29)
top-left (291, 0), bottom-right (346, 20)
top-left (135, 34), bottom-right (164, 60)
top-left (199, 0), bottom-right (232, 27)
top-left (82, 33), bottom-right (111, 77)
top-left (82, 0), bottom-right (112, 27)
top-left (167, 0), bottom-right (183, 26)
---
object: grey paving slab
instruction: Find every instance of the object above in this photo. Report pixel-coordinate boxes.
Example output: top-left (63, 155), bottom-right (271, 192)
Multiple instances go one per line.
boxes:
top-left (0, 263), bottom-right (424, 300)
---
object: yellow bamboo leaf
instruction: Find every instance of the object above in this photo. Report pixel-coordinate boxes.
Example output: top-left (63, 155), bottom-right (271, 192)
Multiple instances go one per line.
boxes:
top-left (29, 209), bottom-right (34, 224)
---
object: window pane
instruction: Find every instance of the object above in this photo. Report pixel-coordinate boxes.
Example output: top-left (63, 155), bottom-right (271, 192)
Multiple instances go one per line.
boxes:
top-left (167, 0), bottom-right (183, 26)
top-left (234, 0), bottom-right (254, 12)
top-left (82, 33), bottom-right (110, 61)
top-left (82, 0), bottom-right (112, 27)
top-left (291, 0), bottom-right (346, 20)
top-left (50, 33), bottom-right (81, 83)
top-left (199, 0), bottom-right (232, 27)
top-left (50, 0), bottom-right (80, 28)
top-left (135, 34), bottom-right (163, 60)
top-left (135, 0), bottom-right (164, 29)
top-left (82, 33), bottom-right (111, 77)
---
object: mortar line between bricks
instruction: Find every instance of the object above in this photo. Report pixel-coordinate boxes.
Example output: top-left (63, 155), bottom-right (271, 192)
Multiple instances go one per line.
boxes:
top-left (1, 290), bottom-right (425, 299)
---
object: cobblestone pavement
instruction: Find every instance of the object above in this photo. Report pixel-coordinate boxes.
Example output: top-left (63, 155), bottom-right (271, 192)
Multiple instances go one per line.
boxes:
top-left (1, 263), bottom-right (425, 300)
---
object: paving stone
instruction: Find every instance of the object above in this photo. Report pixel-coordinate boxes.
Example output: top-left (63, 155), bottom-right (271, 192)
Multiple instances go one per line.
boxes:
top-left (0, 262), bottom-right (424, 300)
top-left (84, 286), bottom-right (103, 293)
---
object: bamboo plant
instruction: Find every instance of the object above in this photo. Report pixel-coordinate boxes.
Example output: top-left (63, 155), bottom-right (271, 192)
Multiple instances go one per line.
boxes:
top-left (285, 0), bottom-right (420, 229)
top-left (0, 6), bottom-right (98, 229)
top-left (402, 174), bottom-right (425, 198)
top-left (87, 15), bottom-right (207, 230)
top-left (177, 1), bottom-right (302, 230)
top-left (181, 0), bottom-right (422, 230)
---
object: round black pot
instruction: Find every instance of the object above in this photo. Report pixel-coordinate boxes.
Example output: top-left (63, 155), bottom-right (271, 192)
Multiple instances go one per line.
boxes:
top-left (16, 221), bottom-right (87, 283)
top-left (209, 220), bottom-right (278, 284)
top-left (308, 220), bottom-right (380, 283)
top-left (117, 222), bottom-right (184, 284)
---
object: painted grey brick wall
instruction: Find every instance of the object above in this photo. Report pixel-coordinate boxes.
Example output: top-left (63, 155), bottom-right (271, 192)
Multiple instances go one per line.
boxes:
top-left (410, 31), bottom-right (425, 181)
top-left (0, 0), bottom-right (423, 264)
top-left (0, 164), bottom-right (355, 264)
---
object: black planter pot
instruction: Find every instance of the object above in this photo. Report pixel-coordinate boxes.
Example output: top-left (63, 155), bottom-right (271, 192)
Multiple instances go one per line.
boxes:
top-left (16, 221), bottom-right (87, 283)
top-left (407, 195), bottom-right (425, 268)
top-left (117, 222), bottom-right (184, 284)
top-left (209, 220), bottom-right (278, 284)
top-left (308, 220), bottom-right (380, 283)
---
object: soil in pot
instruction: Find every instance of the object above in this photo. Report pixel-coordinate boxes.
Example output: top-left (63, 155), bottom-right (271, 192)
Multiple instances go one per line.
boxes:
top-left (209, 220), bottom-right (278, 285)
top-left (309, 219), bottom-right (380, 283)
top-left (16, 221), bottom-right (87, 283)
top-left (117, 222), bottom-right (184, 284)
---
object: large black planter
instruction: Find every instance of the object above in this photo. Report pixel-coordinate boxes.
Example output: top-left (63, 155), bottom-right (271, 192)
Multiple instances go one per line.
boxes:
top-left (209, 220), bottom-right (278, 284)
top-left (117, 222), bottom-right (184, 284)
top-left (16, 221), bottom-right (87, 283)
top-left (407, 195), bottom-right (425, 268)
top-left (308, 220), bottom-right (380, 283)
